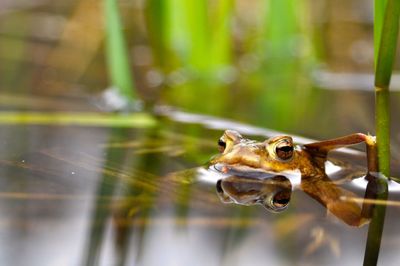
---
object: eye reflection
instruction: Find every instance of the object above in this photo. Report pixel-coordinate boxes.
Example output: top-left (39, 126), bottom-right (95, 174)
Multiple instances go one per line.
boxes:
top-left (262, 190), bottom-right (291, 212)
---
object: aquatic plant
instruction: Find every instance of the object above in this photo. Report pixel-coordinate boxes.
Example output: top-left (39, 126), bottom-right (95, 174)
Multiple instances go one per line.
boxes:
top-left (364, 0), bottom-right (400, 265)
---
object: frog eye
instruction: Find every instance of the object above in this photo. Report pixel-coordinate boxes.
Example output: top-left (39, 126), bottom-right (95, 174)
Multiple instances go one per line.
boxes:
top-left (275, 140), bottom-right (294, 161)
top-left (218, 139), bottom-right (226, 153)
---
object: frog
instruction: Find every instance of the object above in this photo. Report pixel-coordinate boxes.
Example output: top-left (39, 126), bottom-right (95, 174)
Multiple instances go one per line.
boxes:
top-left (211, 130), bottom-right (378, 226)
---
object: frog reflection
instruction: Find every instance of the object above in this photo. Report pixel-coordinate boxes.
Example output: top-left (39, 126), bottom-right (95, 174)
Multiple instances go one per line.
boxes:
top-left (216, 174), bottom-right (292, 212)
top-left (211, 130), bottom-right (377, 226)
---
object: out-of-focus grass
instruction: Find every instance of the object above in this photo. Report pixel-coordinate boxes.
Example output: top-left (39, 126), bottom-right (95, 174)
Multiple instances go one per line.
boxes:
top-left (104, 0), bottom-right (136, 101)
top-left (146, 0), bottom-right (234, 113)
top-left (160, 0), bottom-right (233, 72)
top-left (255, 0), bottom-right (316, 131)
top-left (0, 112), bottom-right (157, 128)
top-left (145, 0), bottom-right (168, 68)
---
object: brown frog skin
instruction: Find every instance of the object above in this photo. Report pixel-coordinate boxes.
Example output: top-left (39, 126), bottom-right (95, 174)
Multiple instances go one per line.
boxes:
top-left (212, 130), bottom-right (377, 227)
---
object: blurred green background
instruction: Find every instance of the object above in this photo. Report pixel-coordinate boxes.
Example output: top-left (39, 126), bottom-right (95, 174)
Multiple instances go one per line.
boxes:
top-left (2, 0), bottom-right (398, 141)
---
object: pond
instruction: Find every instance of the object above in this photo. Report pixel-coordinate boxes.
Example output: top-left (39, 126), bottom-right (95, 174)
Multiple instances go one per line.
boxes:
top-left (0, 106), bottom-right (400, 266)
top-left (1, 0), bottom-right (400, 265)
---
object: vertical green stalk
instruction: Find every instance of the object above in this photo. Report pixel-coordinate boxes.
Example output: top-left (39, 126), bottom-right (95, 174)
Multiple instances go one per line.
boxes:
top-left (184, 1), bottom-right (208, 70)
top-left (210, 0), bottom-right (234, 68)
top-left (265, 0), bottom-right (297, 58)
top-left (104, 0), bottom-right (136, 100)
top-left (165, 0), bottom-right (233, 72)
top-left (145, 0), bottom-right (168, 68)
top-left (374, 0), bottom-right (388, 64)
top-left (375, 0), bottom-right (399, 176)
top-left (364, 0), bottom-right (400, 265)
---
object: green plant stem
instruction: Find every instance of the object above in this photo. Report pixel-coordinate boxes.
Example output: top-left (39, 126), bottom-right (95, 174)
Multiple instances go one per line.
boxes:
top-left (375, 0), bottom-right (400, 181)
top-left (364, 0), bottom-right (400, 265)
top-left (374, 0), bottom-right (400, 180)
top-left (104, 0), bottom-right (136, 100)
top-left (374, 0), bottom-right (388, 64)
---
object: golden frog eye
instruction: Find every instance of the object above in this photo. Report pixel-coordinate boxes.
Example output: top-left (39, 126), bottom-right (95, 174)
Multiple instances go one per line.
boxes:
top-left (275, 140), bottom-right (294, 161)
top-left (218, 139), bottom-right (226, 153)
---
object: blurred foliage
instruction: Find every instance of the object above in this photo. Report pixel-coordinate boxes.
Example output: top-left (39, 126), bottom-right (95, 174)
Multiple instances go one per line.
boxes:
top-left (0, 0), bottom-right (391, 139)
top-left (143, 0), bottom-right (319, 132)
top-left (104, 0), bottom-right (136, 100)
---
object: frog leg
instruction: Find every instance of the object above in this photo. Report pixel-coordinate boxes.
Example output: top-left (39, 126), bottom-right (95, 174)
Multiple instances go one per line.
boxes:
top-left (304, 134), bottom-right (378, 224)
top-left (303, 133), bottom-right (377, 172)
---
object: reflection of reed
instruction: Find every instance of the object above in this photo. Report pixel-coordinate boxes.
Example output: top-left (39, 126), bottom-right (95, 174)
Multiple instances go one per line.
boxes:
top-left (77, 127), bottom-right (218, 265)
top-left (40, 149), bottom-right (219, 208)
top-left (82, 128), bottom-right (132, 266)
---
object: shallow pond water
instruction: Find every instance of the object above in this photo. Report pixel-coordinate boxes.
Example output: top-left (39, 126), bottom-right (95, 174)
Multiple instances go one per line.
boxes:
top-left (1, 109), bottom-right (400, 266)
top-left (2, 0), bottom-right (400, 265)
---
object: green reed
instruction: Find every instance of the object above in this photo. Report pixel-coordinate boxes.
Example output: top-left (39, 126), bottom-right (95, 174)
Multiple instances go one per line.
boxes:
top-left (167, 0), bottom-right (233, 72)
top-left (145, 0), bottom-right (168, 68)
top-left (146, 0), bottom-right (233, 113)
top-left (104, 0), bottom-right (136, 100)
top-left (256, 0), bottom-right (316, 132)
top-left (364, 0), bottom-right (400, 265)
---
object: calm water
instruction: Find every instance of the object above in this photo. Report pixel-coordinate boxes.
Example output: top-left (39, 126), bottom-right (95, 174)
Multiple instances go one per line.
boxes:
top-left (0, 107), bottom-right (400, 266)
